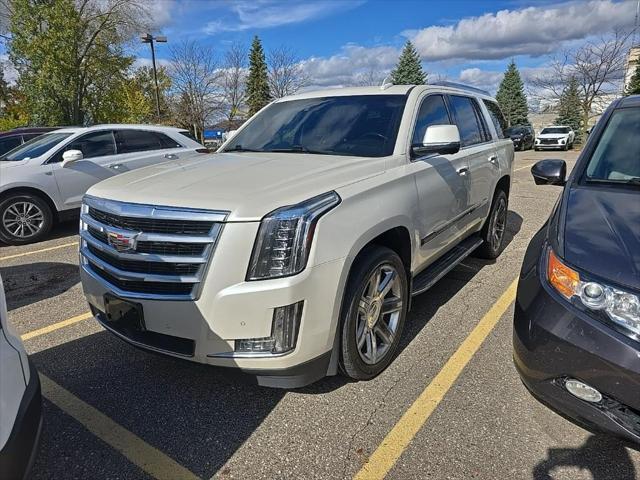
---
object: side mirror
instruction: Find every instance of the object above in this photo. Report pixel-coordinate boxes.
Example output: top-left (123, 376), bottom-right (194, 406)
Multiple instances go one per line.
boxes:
top-left (61, 149), bottom-right (83, 168)
top-left (531, 159), bottom-right (567, 186)
top-left (412, 125), bottom-right (461, 157)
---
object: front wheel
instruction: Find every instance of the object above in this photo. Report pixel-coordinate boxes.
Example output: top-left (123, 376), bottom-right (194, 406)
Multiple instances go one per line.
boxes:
top-left (339, 246), bottom-right (408, 381)
top-left (0, 194), bottom-right (54, 245)
top-left (475, 189), bottom-right (508, 260)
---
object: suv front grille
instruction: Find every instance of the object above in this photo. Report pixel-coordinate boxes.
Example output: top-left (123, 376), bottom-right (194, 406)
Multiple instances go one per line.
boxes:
top-left (80, 196), bottom-right (229, 300)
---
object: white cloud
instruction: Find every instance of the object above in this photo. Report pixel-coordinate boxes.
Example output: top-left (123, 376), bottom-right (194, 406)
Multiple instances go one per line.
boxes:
top-left (407, 0), bottom-right (638, 61)
top-left (203, 0), bottom-right (364, 34)
top-left (1, 54), bottom-right (17, 84)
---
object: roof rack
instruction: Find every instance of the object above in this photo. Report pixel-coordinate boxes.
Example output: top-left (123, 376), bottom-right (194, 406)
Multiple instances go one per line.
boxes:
top-left (428, 81), bottom-right (491, 96)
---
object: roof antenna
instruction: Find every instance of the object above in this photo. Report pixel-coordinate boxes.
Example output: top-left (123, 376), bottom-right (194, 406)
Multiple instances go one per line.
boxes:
top-left (380, 76), bottom-right (393, 90)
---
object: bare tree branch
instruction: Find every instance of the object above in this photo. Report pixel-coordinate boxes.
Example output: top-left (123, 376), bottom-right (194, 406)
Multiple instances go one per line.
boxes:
top-left (267, 45), bottom-right (309, 98)
top-left (220, 42), bottom-right (246, 122)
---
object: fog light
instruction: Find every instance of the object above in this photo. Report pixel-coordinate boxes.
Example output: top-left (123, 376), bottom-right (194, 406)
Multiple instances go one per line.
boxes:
top-left (235, 301), bottom-right (303, 354)
top-left (565, 379), bottom-right (602, 403)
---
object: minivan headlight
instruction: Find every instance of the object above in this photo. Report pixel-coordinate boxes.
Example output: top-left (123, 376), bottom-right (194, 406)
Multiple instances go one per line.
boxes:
top-left (247, 192), bottom-right (340, 280)
top-left (547, 248), bottom-right (640, 338)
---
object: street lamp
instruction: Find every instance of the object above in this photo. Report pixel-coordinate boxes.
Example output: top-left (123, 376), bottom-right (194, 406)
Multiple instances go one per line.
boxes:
top-left (140, 34), bottom-right (167, 119)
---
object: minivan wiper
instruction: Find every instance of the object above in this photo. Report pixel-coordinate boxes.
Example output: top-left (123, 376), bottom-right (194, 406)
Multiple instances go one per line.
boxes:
top-left (586, 177), bottom-right (640, 186)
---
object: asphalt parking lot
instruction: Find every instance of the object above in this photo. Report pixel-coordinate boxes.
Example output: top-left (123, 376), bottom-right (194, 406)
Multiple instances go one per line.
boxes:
top-left (3, 149), bottom-right (639, 480)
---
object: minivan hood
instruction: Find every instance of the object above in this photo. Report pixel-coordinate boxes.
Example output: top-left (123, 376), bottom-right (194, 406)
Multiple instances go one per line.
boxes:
top-left (87, 152), bottom-right (386, 221)
top-left (563, 186), bottom-right (640, 291)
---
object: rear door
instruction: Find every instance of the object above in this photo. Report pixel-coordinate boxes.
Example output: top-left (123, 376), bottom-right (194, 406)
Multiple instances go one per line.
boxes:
top-left (112, 129), bottom-right (186, 171)
top-left (409, 94), bottom-right (472, 267)
top-left (448, 95), bottom-right (496, 230)
top-left (50, 130), bottom-right (122, 208)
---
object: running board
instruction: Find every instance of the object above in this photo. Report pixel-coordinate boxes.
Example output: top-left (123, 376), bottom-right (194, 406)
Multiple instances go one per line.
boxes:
top-left (411, 235), bottom-right (483, 297)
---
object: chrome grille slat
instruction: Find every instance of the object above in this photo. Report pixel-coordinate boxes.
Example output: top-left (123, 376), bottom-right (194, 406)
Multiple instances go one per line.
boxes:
top-left (80, 196), bottom-right (229, 300)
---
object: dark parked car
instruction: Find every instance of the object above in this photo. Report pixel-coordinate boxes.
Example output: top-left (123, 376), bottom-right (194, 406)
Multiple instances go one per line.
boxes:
top-left (505, 125), bottom-right (535, 151)
top-left (514, 95), bottom-right (640, 444)
top-left (0, 127), bottom-right (59, 156)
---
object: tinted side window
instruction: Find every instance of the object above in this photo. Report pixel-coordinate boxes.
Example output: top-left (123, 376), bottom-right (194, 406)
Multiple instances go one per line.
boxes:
top-left (483, 100), bottom-right (508, 139)
top-left (22, 134), bottom-right (42, 142)
top-left (0, 136), bottom-right (22, 156)
top-left (412, 95), bottom-right (451, 144)
top-left (156, 133), bottom-right (183, 149)
top-left (449, 95), bottom-right (483, 147)
top-left (50, 131), bottom-right (116, 163)
top-left (115, 130), bottom-right (165, 154)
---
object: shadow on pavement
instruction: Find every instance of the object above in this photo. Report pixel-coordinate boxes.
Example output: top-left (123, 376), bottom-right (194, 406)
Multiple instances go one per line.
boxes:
top-left (532, 435), bottom-right (636, 480)
top-left (1, 261), bottom-right (80, 310)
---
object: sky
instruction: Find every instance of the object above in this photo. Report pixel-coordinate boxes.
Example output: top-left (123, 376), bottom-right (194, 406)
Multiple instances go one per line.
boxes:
top-left (2, 0), bottom-right (639, 95)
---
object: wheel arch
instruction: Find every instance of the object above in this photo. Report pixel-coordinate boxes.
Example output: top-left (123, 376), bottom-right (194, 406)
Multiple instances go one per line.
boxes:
top-left (0, 186), bottom-right (60, 223)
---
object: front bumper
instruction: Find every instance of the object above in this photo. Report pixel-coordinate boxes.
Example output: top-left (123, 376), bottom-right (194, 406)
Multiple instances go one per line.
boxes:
top-left (513, 252), bottom-right (640, 444)
top-left (0, 359), bottom-right (42, 480)
top-left (81, 253), bottom-right (346, 388)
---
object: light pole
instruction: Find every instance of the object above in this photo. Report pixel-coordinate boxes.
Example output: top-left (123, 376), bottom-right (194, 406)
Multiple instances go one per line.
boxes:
top-left (140, 34), bottom-right (167, 119)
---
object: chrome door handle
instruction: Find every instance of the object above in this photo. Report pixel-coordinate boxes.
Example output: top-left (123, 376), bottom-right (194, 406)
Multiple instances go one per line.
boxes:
top-left (164, 153), bottom-right (179, 160)
top-left (457, 167), bottom-right (469, 176)
top-left (488, 155), bottom-right (499, 165)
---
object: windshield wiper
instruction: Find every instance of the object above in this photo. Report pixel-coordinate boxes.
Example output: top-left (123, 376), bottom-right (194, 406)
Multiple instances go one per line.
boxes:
top-left (266, 146), bottom-right (333, 155)
top-left (586, 177), bottom-right (640, 186)
top-left (225, 145), bottom-right (264, 153)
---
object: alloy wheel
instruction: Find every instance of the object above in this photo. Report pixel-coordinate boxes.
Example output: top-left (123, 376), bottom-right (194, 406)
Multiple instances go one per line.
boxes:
top-left (490, 197), bottom-right (507, 251)
top-left (2, 201), bottom-right (45, 239)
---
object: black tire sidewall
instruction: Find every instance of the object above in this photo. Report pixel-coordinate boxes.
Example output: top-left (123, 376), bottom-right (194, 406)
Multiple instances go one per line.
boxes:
top-left (0, 194), bottom-right (54, 245)
top-left (339, 246), bottom-right (408, 380)
top-left (476, 189), bottom-right (508, 260)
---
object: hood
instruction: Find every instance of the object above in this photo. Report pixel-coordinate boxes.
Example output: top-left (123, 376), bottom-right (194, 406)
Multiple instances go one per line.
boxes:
top-left (87, 152), bottom-right (386, 221)
top-left (563, 186), bottom-right (640, 291)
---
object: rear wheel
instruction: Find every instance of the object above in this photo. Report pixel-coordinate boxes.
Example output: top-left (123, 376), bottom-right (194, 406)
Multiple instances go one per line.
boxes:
top-left (339, 246), bottom-right (408, 381)
top-left (475, 189), bottom-right (508, 260)
top-left (0, 194), bottom-right (54, 245)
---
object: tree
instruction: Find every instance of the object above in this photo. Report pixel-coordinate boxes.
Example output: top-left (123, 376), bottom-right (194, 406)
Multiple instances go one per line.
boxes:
top-left (354, 69), bottom-right (385, 87)
top-left (267, 45), bottom-right (309, 98)
top-left (220, 42), bottom-right (247, 122)
top-left (5, 0), bottom-right (153, 125)
top-left (626, 63), bottom-right (640, 96)
top-left (169, 40), bottom-right (222, 142)
top-left (246, 35), bottom-right (270, 116)
top-left (390, 41), bottom-right (426, 85)
top-left (532, 29), bottom-right (633, 130)
top-left (555, 76), bottom-right (583, 140)
top-left (495, 60), bottom-right (529, 127)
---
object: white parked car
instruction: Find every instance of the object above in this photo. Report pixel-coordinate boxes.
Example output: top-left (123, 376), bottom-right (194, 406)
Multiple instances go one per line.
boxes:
top-left (534, 125), bottom-right (575, 151)
top-left (0, 274), bottom-right (42, 479)
top-left (0, 125), bottom-right (203, 245)
top-left (79, 84), bottom-right (513, 388)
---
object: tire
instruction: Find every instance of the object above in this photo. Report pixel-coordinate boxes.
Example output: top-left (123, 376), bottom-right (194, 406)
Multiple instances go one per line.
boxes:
top-left (534, 147), bottom-right (539, 151)
top-left (0, 194), bottom-right (54, 245)
top-left (339, 245), bottom-right (408, 381)
top-left (562, 144), bottom-right (568, 151)
top-left (475, 189), bottom-right (508, 260)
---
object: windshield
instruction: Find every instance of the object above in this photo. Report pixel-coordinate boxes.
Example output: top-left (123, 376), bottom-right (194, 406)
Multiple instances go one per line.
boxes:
top-left (541, 127), bottom-right (570, 134)
top-left (585, 107), bottom-right (640, 184)
top-left (2, 132), bottom-right (72, 161)
top-left (505, 126), bottom-right (528, 135)
top-left (222, 95), bottom-right (407, 157)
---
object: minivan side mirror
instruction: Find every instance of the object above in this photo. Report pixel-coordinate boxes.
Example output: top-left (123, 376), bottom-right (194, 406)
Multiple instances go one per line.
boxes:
top-left (531, 159), bottom-right (567, 186)
top-left (61, 149), bottom-right (83, 168)
top-left (411, 125), bottom-right (461, 157)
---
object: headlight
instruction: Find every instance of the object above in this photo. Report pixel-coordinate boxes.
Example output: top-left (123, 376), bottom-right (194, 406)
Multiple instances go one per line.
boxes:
top-left (547, 248), bottom-right (640, 338)
top-left (247, 191), bottom-right (340, 280)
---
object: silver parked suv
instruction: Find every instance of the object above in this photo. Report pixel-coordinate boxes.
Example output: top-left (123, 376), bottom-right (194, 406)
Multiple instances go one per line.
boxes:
top-left (79, 83), bottom-right (514, 388)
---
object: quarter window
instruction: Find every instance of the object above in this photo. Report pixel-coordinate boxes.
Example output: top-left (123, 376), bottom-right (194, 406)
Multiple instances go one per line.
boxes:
top-left (449, 95), bottom-right (484, 147)
top-left (412, 95), bottom-right (451, 145)
top-left (115, 130), bottom-right (181, 154)
top-left (483, 100), bottom-right (508, 139)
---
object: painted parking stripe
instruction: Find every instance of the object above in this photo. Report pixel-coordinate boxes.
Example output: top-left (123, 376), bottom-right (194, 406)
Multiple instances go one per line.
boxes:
top-left (354, 278), bottom-right (518, 480)
top-left (21, 312), bottom-right (92, 341)
top-left (0, 241), bottom-right (79, 261)
top-left (40, 374), bottom-right (200, 480)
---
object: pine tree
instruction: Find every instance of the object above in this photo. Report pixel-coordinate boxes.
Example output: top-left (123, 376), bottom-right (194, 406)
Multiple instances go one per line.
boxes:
top-left (626, 63), bottom-right (640, 96)
top-left (390, 41), bottom-right (426, 85)
top-left (555, 76), bottom-right (583, 141)
top-left (246, 36), bottom-right (271, 116)
top-left (495, 60), bottom-right (529, 127)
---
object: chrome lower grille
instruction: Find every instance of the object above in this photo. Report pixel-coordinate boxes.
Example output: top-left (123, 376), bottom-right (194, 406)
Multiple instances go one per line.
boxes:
top-left (80, 196), bottom-right (229, 300)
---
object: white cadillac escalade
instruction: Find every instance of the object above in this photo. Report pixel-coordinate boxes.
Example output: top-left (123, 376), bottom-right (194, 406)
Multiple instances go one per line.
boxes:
top-left (79, 84), bottom-right (514, 388)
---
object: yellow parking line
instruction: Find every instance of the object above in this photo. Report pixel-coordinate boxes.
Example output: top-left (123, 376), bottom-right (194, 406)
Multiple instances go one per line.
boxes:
top-left (0, 241), bottom-right (79, 261)
top-left (21, 312), bottom-right (92, 341)
top-left (354, 278), bottom-right (518, 480)
top-left (514, 163), bottom-right (535, 172)
top-left (40, 374), bottom-right (200, 480)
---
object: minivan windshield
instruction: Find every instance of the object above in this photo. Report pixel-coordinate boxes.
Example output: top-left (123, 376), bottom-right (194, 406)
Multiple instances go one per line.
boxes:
top-left (541, 127), bottom-right (570, 134)
top-left (585, 107), bottom-right (640, 185)
top-left (1, 132), bottom-right (72, 161)
top-left (222, 95), bottom-right (407, 157)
